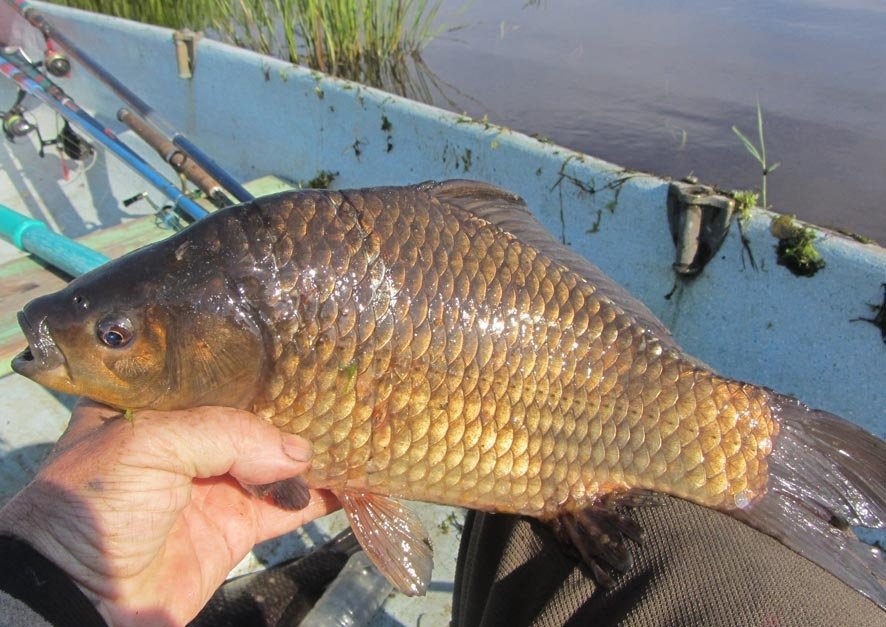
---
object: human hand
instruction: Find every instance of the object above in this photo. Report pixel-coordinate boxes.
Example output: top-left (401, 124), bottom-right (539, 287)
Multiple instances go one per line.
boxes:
top-left (0, 401), bottom-right (339, 625)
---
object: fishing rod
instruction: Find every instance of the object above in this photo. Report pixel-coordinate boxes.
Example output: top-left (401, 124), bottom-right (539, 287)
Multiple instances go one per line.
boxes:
top-left (4, 0), bottom-right (255, 204)
top-left (0, 45), bottom-right (208, 221)
top-left (118, 108), bottom-right (234, 210)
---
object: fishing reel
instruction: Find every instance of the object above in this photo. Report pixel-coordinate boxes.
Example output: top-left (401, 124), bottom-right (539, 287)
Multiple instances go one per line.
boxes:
top-left (3, 86), bottom-right (95, 185)
top-left (123, 192), bottom-right (194, 232)
top-left (53, 120), bottom-right (94, 160)
top-left (43, 49), bottom-right (71, 77)
top-left (2, 105), bottom-right (35, 141)
top-left (43, 40), bottom-right (71, 77)
top-left (24, 117), bottom-right (95, 161)
top-left (2, 89), bottom-right (35, 141)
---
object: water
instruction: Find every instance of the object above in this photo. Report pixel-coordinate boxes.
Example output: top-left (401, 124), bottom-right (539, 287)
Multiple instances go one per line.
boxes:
top-left (417, 0), bottom-right (886, 244)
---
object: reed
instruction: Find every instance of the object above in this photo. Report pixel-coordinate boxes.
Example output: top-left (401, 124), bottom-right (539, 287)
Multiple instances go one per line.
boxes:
top-left (732, 100), bottom-right (780, 210)
top-left (50, 0), bottom-right (444, 79)
top-left (49, 0), bottom-right (212, 28)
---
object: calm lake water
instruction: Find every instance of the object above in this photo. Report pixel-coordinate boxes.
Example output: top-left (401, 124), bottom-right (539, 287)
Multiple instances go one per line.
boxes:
top-left (418, 0), bottom-right (886, 244)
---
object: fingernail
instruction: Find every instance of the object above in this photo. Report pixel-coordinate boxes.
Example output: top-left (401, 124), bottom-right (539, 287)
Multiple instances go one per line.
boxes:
top-left (282, 433), bottom-right (312, 462)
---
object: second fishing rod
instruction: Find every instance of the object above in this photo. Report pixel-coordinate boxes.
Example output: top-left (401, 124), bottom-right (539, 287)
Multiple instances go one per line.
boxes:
top-left (5, 0), bottom-right (254, 204)
top-left (0, 44), bottom-right (209, 221)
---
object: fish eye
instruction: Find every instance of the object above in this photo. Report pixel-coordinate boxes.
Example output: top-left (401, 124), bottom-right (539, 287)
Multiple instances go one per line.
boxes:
top-left (97, 316), bottom-right (133, 349)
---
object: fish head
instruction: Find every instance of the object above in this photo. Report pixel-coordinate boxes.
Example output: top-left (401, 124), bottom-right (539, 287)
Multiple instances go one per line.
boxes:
top-left (13, 278), bottom-right (170, 408)
top-left (12, 235), bottom-right (268, 411)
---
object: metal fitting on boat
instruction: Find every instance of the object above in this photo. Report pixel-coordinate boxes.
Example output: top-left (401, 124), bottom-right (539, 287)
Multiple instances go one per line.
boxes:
top-left (173, 30), bottom-right (202, 79)
top-left (667, 181), bottom-right (735, 276)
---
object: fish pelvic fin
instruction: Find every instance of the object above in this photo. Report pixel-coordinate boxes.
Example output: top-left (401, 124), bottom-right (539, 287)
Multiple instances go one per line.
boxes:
top-left (551, 490), bottom-right (662, 588)
top-left (243, 476), bottom-right (311, 510)
top-left (732, 394), bottom-right (886, 609)
top-left (336, 490), bottom-right (433, 596)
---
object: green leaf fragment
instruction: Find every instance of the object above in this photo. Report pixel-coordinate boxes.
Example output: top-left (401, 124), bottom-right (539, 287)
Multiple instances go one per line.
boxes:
top-left (339, 361), bottom-right (358, 392)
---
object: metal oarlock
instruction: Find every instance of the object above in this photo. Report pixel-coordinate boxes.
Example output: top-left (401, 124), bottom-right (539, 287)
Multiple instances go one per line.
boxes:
top-left (667, 181), bottom-right (735, 276)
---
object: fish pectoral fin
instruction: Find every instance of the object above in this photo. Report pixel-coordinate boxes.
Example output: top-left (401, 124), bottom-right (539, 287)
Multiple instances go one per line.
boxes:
top-left (335, 490), bottom-right (433, 596)
top-left (243, 476), bottom-right (311, 510)
top-left (552, 491), bottom-right (655, 587)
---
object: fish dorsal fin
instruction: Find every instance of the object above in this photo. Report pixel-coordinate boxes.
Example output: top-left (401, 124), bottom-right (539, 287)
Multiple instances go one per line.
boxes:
top-left (426, 179), bottom-right (674, 343)
top-left (335, 490), bottom-right (433, 596)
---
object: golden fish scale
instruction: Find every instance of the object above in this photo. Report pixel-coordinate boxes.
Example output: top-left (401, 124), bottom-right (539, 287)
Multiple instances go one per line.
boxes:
top-left (246, 188), bottom-right (777, 517)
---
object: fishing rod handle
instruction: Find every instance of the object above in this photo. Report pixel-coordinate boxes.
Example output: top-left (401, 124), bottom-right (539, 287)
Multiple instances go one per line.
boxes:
top-left (118, 108), bottom-right (233, 209)
top-left (173, 135), bottom-right (254, 203)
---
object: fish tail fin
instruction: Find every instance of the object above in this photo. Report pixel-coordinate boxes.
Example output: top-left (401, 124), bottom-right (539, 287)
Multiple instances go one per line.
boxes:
top-left (732, 394), bottom-right (886, 608)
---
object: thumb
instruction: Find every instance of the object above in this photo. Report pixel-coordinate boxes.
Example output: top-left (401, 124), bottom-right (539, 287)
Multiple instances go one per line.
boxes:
top-left (129, 406), bottom-right (312, 486)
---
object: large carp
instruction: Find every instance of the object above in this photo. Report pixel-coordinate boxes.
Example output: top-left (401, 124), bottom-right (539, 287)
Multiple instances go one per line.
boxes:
top-left (11, 181), bottom-right (885, 606)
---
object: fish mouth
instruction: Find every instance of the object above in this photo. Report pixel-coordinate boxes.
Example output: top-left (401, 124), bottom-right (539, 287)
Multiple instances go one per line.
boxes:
top-left (11, 311), bottom-right (69, 382)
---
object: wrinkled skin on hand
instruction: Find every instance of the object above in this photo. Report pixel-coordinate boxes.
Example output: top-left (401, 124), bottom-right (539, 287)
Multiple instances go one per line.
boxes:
top-left (0, 401), bottom-right (340, 626)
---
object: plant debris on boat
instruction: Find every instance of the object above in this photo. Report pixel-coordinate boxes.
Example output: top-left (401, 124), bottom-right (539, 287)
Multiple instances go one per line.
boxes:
top-left (770, 214), bottom-right (826, 277)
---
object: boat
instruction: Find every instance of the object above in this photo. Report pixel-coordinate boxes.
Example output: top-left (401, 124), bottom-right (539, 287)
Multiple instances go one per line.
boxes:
top-left (0, 3), bottom-right (883, 624)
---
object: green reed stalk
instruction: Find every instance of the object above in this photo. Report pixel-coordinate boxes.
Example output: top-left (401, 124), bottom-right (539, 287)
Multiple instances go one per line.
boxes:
top-left (50, 0), bottom-right (445, 79)
top-left (732, 100), bottom-right (780, 210)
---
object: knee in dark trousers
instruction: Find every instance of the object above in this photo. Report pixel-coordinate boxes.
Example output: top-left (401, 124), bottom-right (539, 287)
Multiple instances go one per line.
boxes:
top-left (453, 497), bottom-right (883, 626)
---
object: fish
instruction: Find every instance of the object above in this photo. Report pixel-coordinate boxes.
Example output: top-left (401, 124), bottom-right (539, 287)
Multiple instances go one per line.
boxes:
top-left (11, 180), bottom-right (886, 606)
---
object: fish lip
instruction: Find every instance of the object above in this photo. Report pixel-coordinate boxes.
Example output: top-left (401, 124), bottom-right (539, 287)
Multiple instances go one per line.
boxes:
top-left (11, 311), bottom-right (69, 380)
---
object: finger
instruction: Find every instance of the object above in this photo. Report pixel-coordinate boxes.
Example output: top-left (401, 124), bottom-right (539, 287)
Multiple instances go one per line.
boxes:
top-left (126, 406), bottom-right (313, 486)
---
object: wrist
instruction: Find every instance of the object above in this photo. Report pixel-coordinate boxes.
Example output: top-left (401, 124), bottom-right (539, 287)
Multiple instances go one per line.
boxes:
top-left (0, 484), bottom-right (110, 618)
top-left (0, 532), bottom-right (107, 626)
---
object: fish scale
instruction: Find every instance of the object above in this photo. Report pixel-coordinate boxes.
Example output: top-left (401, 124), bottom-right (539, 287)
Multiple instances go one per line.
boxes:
top-left (12, 180), bottom-right (884, 603)
top-left (233, 186), bottom-right (776, 516)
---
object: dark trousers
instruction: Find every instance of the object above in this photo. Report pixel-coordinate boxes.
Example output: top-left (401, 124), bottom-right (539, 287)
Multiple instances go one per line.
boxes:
top-left (453, 497), bottom-right (883, 626)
